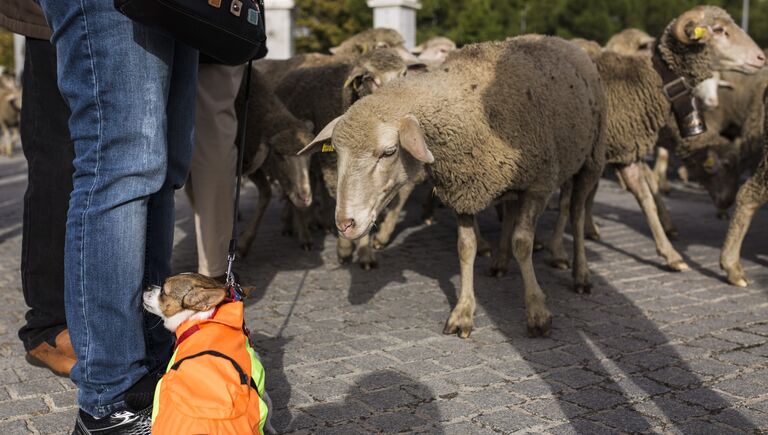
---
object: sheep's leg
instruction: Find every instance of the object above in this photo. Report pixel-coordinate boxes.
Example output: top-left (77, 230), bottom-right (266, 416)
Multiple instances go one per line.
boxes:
top-left (356, 232), bottom-right (378, 270)
top-left (512, 191), bottom-right (552, 337)
top-left (584, 182), bottom-right (600, 240)
top-left (720, 175), bottom-right (767, 287)
top-left (373, 182), bottom-right (415, 249)
top-left (474, 217), bottom-right (492, 257)
top-left (421, 188), bottom-right (438, 225)
top-left (544, 181), bottom-right (572, 270)
top-left (571, 168), bottom-right (601, 294)
top-left (619, 163), bottom-right (689, 271)
top-left (337, 236), bottom-right (354, 264)
top-left (654, 146), bottom-right (671, 195)
top-left (281, 201), bottom-right (294, 236)
top-left (642, 162), bottom-right (678, 238)
top-left (237, 171), bottom-right (272, 258)
top-left (490, 200), bottom-right (516, 277)
top-left (443, 213), bottom-right (477, 338)
top-left (0, 123), bottom-right (10, 156)
top-left (294, 206), bottom-right (313, 251)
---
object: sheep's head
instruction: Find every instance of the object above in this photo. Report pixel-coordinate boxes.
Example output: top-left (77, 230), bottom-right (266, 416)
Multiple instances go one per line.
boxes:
top-left (670, 6), bottom-right (764, 74)
top-left (265, 121), bottom-right (314, 209)
top-left (605, 28), bottom-right (655, 56)
top-left (412, 37), bottom-right (457, 64)
top-left (343, 49), bottom-right (410, 103)
top-left (692, 71), bottom-right (732, 109)
top-left (298, 112), bottom-right (431, 240)
top-left (683, 144), bottom-right (740, 210)
top-left (330, 28), bottom-right (418, 63)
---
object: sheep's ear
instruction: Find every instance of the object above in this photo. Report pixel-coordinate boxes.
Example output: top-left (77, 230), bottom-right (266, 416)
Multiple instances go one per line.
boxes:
top-left (329, 46), bottom-right (340, 55)
top-left (673, 9), bottom-right (710, 44)
top-left (299, 116), bottom-right (341, 155)
top-left (411, 42), bottom-right (425, 55)
top-left (718, 80), bottom-right (734, 89)
top-left (343, 66), bottom-right (367, 89)
top-left (182, 287), bottom-right (227, 311)
top-left (398, 115), bottom-right (434, 164)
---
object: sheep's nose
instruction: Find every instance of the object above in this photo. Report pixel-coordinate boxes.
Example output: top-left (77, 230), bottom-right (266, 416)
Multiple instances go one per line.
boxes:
top-left (338, 218), bottom-right (355, 233)
top-left (298, 191), bottom-right (311, 205)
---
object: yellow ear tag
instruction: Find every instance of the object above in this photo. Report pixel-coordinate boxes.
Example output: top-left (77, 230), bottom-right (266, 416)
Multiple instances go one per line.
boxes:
top-left (694, 26), bottom-right (708, 40)
top-left (703, 155), bottom-right (716, 169)
top-left (321, 143), bottom-right (335, 153)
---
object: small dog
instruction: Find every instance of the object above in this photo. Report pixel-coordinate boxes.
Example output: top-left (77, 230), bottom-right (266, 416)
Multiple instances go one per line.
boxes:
top-left (144, 273), bottom-right (274, 434)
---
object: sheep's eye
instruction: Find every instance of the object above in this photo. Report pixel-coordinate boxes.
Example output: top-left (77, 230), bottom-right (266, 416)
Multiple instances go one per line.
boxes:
top-left (382, 146), bottom-right (397, 157)
top-left (713, 27), bottom-right (725, 35)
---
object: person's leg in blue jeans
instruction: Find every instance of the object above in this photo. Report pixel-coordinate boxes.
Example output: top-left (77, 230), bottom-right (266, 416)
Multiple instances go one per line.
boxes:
top-left (37, 0), bottom-right (197, 423)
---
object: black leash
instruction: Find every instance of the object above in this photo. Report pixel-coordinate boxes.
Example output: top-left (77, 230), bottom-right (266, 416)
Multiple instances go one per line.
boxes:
top-left (225, 59), bottom-right (253, 289)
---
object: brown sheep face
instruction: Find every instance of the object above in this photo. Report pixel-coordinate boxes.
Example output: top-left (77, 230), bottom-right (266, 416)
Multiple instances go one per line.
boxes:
top-left (266, 126), bottom-right (314, 209)
top-left (298, 114), bottom-right (432, 241)
top-left (684, 146), bottom-right (740, 211)
top-left (674, 6), bottom-right (765, 73)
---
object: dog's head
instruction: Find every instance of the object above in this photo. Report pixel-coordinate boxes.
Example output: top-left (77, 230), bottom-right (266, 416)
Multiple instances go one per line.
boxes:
top-left (144, 273), bottom-right (253, 332)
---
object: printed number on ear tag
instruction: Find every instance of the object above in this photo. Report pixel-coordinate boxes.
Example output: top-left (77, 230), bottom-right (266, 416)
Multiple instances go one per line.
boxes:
top-left (322, 143), bottom-right (335, 153)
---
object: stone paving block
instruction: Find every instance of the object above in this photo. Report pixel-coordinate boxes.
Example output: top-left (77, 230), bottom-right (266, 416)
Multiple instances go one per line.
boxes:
top-left (444, 367), bottom-right (506, 388)
top-left (0, 397), bottom-right (48, 419)
top-left (588, 407), bottom-right (656, 433)
top-left (714, 370), bottom-right (768, 399)
top-left (29, 411), bottom-right (74, 434)
top-left (544, 368), bottom-right (603, 389)
top-left (547, 418), bottom-right (616, 435)
top-left (458, 386), bottom-right (525, 410)
top-left (713, 407), bottom-right (768, 431)
top-left (7, 377), bottom-right (66, 399)
top-left (367, 411), bottom-right (429, 432)
top-left (520, 399), bottom-right (588, 422)
top-left (0, 419), bottom-right (34, 435)
top-left (302, 399), bottom-right (371, 423)
top-left (48, 391), bottom-right (77, 410)
top-left (442, 421), bottom-right (497, 435)
top-left (473, 407), bottom-right (547, 432)
top-left (357, 387), bottom-right (423, 411)
top-left (635, 396), bottom-right (708, 421)
top-left (561, 387), bottom-right (628, 410)
top-left (646, 366), bottom-right (703, 388)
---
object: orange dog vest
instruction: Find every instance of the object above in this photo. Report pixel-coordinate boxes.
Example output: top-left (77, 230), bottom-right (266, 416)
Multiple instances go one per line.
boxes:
top-left (151, 301), bottom-right (269, 435)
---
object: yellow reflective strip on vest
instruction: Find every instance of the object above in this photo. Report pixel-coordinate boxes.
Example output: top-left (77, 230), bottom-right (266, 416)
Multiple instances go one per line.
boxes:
top-left (152, 349), bottom-right (179, 423)
top-left (245, 340), bottom-right (266, 395)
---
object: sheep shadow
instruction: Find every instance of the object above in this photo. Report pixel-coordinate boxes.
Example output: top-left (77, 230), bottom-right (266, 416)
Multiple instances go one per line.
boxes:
top-left (341, 185), bottom-right (759, 432)
top-left (267, 369), bottom-right (444, 433)
top-left (589, 181), bottom-right (768, 288)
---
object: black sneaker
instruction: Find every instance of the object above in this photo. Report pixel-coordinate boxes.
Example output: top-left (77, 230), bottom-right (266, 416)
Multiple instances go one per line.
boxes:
top-left (71, 406), bottom-right (152, 435)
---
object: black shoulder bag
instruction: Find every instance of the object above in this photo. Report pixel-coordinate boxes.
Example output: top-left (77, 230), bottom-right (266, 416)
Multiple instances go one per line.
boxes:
top-left (114, 0), bottom-right (268, 65)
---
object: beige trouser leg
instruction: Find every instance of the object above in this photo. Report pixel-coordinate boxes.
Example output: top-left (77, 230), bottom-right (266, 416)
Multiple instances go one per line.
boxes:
top-left (186, 63), bottom-right (246, 277)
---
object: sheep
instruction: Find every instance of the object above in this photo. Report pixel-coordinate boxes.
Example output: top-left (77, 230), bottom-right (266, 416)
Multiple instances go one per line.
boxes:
top-left (232, 68), bottom-right (316, 256)
top-left (276, 48), bottom-right (425, 267)
top-left (720, 87), bottom-right (768, 287)
top-left (546, 6), bottom-right (765, 272)
top-left (412, 36), bottom-right (457, 66)
top-left (254, 28), bottom-right (415, 90)
top-left (605, 28), bottom-right (655, 56)
top-left (300, 35), bottom-right (606, 338)
top-left (0, 82), bottom-right (21, 157)
top-left (570, 38), bottom-right (602, 58)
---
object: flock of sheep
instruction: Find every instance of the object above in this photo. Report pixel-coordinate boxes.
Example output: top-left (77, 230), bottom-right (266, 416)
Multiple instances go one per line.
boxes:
top-left (1, 5), bottom-right (765, 340)
top-left (237, 5), bottom-right (768, 339)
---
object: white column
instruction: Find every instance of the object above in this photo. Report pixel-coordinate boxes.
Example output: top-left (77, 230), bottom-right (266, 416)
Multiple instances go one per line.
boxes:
top-left (367, 0), bottom-right (421, 50)
top-left (13, 34), bottom-right (25, 83)
top-left (264, 0), bottom-right (295, 60)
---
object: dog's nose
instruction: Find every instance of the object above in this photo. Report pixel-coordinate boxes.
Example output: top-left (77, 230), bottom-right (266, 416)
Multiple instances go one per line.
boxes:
top-left (337, 218), bottom-right (355, 234)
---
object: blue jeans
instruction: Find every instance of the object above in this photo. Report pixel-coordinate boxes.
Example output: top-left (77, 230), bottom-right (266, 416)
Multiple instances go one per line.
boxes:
top-left (37, 0), bottom-right (198, 417)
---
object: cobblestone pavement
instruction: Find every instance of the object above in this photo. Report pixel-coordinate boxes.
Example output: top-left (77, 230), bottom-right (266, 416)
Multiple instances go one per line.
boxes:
top-left (1, 153), bottom-right (767, 434)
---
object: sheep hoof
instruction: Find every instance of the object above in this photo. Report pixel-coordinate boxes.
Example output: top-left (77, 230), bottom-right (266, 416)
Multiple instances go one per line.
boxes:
top-left (573, 283), bottom-right (592, 294)
top-left (442, 319), bottom-right (472, 339)
top-left (547, 258), bottom-right (571, 270)
top-left (359, 260), bottom-right (378, 270)
top-left (372, 238), bottom-right (386, 250)
top-left (489, 267), bottom-right (507, 278)
top-left (422, 217), bottom-right (436, 226)
top-left (585, 226), bottom-right (601, 241)
top-left (526, 316), bottom-right (552, 338)
top-left (725, 271), bottom-right (748, 287)
top-left (338, 254), bottom-right (353, 265)
top-left (477, 247), bottom-right (492, 257)
top-left (668, 260), bottom-right (689, 272)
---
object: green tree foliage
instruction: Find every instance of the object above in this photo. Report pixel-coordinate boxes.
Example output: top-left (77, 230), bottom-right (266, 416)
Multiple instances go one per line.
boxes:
top-left (294, 0), bottom-right (372, 53)
top-left (0, 30), bottom-right (13, 72)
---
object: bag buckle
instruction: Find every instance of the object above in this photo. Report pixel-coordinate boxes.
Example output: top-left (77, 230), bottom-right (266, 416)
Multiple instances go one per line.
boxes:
top-left (662, 77), bottom-right (691, 102)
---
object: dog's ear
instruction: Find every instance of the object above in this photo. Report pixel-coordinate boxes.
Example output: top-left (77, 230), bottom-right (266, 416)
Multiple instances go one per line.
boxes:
top-left (182, 287), bottom-right (227, 311)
